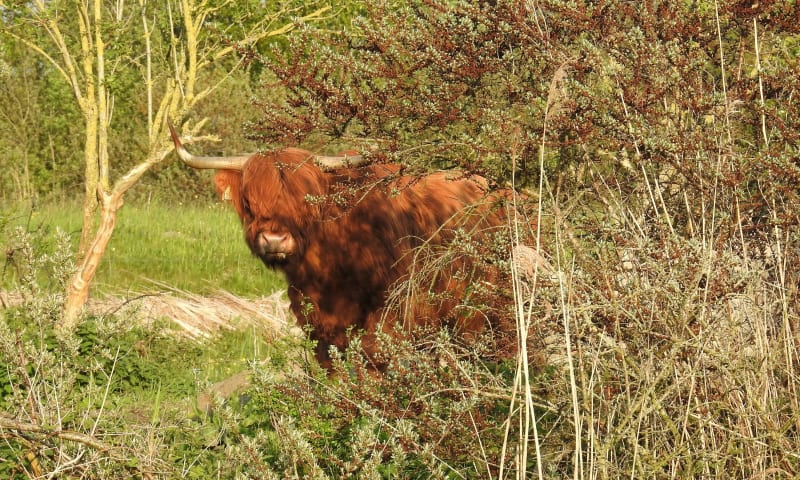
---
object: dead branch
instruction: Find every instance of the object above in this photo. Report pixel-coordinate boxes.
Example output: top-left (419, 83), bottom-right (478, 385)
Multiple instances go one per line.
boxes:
top-left (0, 414), bottom-right (113, 452)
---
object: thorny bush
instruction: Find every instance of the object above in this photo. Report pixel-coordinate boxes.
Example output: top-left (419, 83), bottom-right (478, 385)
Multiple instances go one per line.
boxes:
top-left (246, 0), bottom-right (800, 477)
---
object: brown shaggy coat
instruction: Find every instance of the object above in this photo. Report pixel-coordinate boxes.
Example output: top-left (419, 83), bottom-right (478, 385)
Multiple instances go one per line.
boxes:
top-left (215, 148), bottom-right (514, 369)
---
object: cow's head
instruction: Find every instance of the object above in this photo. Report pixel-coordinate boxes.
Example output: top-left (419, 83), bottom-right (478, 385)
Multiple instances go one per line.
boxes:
top-left (167, 120), bottom-right (367, 266)
top-left (215, 152), bottom-right (328, 266)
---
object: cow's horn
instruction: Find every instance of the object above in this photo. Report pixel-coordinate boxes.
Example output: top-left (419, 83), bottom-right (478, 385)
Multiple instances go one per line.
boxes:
top-left (313, 154), bottom-right (369, 171)
top-left (167, 119), bottom-right (250, 170)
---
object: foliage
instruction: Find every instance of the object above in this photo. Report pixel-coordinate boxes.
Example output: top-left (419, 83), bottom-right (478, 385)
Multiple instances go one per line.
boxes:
top-left (209, 332), bottom-right (526, 479)
top-left (0, 306), bottom-right (247, 478)
top-left (0, 213), bottom-right (270, 478)
top-left (0, 37), bottom-right (83, 200)
top-left (247, 0), bottom-right (800, 477)
top-left (253, 1), bottom-right (800, 227)
top-left (559, 227), bottom-right (800, 478)
top-left (0, 0), bottom-right (362, 203)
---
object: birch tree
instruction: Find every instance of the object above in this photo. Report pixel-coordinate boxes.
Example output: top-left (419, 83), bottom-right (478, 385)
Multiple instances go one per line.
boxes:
top-left (1, 0), bottom-right (331, 329)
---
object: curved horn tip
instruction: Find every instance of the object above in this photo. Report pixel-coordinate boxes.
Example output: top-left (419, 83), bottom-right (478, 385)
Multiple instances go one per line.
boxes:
top-left (166, 118), bottom-right (182, 148)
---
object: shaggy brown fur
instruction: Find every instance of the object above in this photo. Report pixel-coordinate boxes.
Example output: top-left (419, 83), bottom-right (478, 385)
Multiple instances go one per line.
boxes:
top-left (215, 148), bottom-right (515, 369)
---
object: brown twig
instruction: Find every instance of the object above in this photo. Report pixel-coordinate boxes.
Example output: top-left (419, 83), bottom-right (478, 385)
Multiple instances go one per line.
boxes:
top-left (0, 415), bottom-right (113, 452)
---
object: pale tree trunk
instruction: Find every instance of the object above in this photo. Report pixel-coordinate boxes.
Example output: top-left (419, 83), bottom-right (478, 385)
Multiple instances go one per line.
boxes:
top-left (64, 191), bottom-right (122, 323)
top-left (62, 144), bottom-right (175, 325)
top-left (5, 0), bottom-right (333, 330)
top-left (77, 0), bottom-right (100, 256)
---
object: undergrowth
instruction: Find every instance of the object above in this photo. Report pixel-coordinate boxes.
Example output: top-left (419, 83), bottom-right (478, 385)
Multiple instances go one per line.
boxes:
top-left (1, 183), bottom-right (799, 478)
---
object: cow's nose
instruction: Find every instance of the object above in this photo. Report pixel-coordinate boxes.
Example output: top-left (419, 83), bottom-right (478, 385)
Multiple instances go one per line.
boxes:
top-left (259, 232), bottom-right (288, 252)
top-left (258, 232), bottom-right (287, 253)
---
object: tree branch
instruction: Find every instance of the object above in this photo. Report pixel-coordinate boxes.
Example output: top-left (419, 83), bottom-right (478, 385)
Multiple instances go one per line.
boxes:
top-left (207, 6), bottom-right (332, 66)
top-left (0, 415), bottom-right (114, 452)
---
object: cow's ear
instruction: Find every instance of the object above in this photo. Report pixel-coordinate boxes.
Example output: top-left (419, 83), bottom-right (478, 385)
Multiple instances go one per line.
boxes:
top-left (214, 170), bottom-right (245, 216)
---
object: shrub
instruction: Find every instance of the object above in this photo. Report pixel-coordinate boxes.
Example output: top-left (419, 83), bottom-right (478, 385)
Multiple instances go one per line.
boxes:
top-left (244, 1), bottom-right (800, 477)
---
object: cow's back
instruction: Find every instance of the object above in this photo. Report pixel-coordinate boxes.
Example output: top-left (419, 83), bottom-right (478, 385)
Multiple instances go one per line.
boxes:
top-left (282, 167), bottom-right (515, 368)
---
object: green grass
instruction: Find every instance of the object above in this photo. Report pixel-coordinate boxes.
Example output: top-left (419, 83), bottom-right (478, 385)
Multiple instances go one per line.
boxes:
top-left (1, 200), bottom-right (284, 297)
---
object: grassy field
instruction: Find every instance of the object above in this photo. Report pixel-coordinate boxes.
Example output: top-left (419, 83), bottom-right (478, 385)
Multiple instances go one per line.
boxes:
top-left (2, 200), bottom-right (284, 297)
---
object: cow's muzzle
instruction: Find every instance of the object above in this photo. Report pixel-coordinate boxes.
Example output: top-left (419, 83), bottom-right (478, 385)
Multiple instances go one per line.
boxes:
top-left (255, 231), bottom-right (295, 259)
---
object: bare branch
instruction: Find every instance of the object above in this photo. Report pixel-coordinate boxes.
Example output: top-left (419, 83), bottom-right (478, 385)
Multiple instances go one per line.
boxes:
top-left (0, 415), bottom-right (114, 452)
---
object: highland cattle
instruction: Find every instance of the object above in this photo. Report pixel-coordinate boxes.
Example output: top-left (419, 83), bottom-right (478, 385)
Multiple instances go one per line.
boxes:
top-left (168, 121), bottom-right (518, 369)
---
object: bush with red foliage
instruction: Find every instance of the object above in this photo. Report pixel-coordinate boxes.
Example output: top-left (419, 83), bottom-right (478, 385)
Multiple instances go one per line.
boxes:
top-left (232, 1), bottom-right (800, 477)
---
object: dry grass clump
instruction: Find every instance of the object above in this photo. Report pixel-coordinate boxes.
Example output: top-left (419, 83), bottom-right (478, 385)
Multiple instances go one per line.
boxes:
top-left (91, 287), bottom-right (295, 340)
top-left (509, 197), bottom-right (800, 478)
top-left (2, 287), bottom-right (295, 340)
top-left (590, 243), bottom-right (792, 477)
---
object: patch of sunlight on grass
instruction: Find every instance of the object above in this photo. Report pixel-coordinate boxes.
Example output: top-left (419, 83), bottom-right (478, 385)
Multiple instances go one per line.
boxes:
top-left (1, 200), bottom-right (284, 297)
